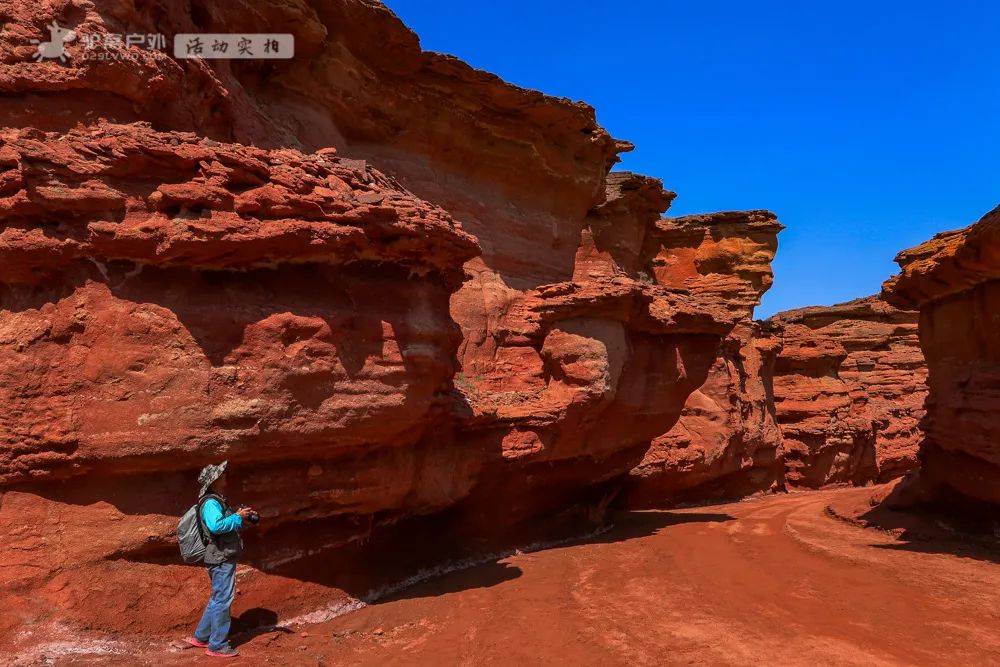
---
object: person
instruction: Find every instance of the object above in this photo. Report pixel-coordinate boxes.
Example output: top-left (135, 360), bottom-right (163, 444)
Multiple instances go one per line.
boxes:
top-left (183, 461), bottom-right (256, 658)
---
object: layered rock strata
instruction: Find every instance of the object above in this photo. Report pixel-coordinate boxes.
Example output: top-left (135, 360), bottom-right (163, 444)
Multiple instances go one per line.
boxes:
top-left (0, 121), bottom-right (485, 636)
top-left (451, 201), bottom-right (784, 530)
top-left (770, 297), bottom-right (927, 487)
top-left (0, 0), bottom-right (783, 641)
top-left (625, 320), bottom-right (784, 507)
top-left (625, 296), bottom-right (926, 506)
top-left (883, 205), bottom-right (1000, 508)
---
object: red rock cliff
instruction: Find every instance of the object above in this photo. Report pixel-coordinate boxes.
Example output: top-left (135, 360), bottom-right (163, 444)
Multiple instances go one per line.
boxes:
top-left (0, 0), bottom-right (785, 643)
top-left (769, 297), bottom-right (926, 487)
top-left (625, 296), bottom-right (926, 507)
top-left (883, 205), bottom-right (1000, 509)
top-left (451, 201), bottom-right (784, 530)
top-left (0, 122), bottom-right (485, 637)
top-left (625, 320), bottom-right (784, 507)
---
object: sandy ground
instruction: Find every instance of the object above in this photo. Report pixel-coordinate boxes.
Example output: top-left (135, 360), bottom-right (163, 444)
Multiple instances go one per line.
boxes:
top-left (27, 485), bottom-right (1000, 666)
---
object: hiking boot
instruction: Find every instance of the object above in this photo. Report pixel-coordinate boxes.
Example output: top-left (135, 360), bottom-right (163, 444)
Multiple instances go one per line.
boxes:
top-left (205, 646), bottom-right (240, 658)
top-left (182, 636), bottom-right (208, 649)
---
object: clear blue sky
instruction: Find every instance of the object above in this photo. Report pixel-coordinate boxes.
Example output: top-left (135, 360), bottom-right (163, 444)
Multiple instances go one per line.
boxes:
top-left (384, 0), bottom-right (999, 317)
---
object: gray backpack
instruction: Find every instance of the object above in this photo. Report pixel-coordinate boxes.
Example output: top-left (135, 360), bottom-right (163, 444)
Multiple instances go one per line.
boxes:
top-left (177, 495), bottom-right (215, 563)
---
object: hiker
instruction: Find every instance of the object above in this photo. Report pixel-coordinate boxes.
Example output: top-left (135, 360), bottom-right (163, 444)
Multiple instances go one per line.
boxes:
top-left (183, 461), bottom-right (256, 658)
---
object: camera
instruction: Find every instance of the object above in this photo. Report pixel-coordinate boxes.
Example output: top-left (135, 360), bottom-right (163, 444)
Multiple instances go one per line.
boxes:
top-left (238, 505), bottom-right (260, 525)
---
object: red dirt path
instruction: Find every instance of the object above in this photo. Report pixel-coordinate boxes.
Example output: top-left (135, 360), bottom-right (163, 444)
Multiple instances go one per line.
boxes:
top-left (26, 485), bottom-right (1000, 666)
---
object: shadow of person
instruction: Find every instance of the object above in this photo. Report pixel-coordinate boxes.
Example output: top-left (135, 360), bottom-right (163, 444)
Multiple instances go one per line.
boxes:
top-left (229, 607), bottom-right (293, 648)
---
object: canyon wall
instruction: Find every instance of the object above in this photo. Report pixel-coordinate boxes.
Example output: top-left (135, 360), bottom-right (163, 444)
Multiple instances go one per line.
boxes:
top-left (770, 297), bottom-right (926, 488)
top-left (625, 296), bottom-right (926, 507)
top-left (0, 123), bottom-right (484, 639)
top-left (624, 320), bottom-right (784, 507)
top-left (0, 0), bottom-right (784, 642)
top-left (0, 0), bottom-right (943, 650)
top-left (883, 205), bottom-right (1000, 509)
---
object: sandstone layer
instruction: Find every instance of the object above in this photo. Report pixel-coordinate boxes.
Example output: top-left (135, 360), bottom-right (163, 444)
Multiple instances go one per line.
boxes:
top-left (770, 297), bottom-right (927, 487)
top-left (0, 0), bottom-right (785, 641)
top-left (625, 296), bottom-right (926, 506)
top-left (625, 321), bottom-right (784, 507)
top-left (883, 205), bottom-right (1000, 509)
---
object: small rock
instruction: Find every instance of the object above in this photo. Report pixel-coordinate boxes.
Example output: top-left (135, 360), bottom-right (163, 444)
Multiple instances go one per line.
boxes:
top-left (356, 191), bottom-right (384, 205)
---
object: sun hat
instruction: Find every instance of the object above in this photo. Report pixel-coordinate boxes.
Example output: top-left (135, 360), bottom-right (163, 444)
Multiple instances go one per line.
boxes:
top-left (197, 460), bottom-right (228, 496)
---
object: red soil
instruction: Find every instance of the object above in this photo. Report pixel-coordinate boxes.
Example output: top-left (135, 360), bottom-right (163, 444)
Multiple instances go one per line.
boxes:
top-left (18, 485), bottom-right (998, 666)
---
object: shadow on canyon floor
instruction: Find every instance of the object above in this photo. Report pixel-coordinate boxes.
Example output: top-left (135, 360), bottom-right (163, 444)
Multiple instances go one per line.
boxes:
top-left (376, 561), bottom-right (526, 604)
top-left (601, 509), bottom-right (736, 541)
top-left (360, 509), bottom-right (735, 605)
top-left (857, 495), bottom-right (1000, 565)
top-left (860, 507), bottom-right (1000, 565)
top-left (7, 466), bottom-right (736, 633)
top-left (870, 536), bottom-right (1000, 564)
top-left (229, 608), bottom-right (293, 648)
top-left (120, 507), bottom-right (735, 613)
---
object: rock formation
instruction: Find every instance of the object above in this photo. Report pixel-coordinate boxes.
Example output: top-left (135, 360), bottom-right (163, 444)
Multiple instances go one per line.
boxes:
top-left (0, 0), bottom-right (943, 651)
top-left (625, 296), bottom-right (926, 506)
top-left (625, 319), bottom-right (785, 507)
top-left (0, 0), bottom-right (786, 642)
top-left (0, 122), bottom-right (486, 636)
top-left (770, 297), bottom-right (927, 487)
top-left (883, 205), bottom-right (1000, 510)
top-left (454, 202), bottom-right (784, 530)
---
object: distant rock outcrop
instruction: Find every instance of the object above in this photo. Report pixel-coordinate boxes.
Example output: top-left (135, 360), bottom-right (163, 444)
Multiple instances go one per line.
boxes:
top-left (625, 296), bottom-right (926, 506)
top-left (769, 297), bottom-right (927, 487)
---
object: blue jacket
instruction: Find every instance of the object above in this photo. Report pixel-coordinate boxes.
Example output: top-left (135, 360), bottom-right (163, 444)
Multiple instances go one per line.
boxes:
top-left (200, 497), bottom-right (243, 534)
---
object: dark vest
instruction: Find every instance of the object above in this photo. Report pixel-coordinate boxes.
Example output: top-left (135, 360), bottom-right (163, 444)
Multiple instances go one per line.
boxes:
top-left (199, 493), bottom-right (243, 565)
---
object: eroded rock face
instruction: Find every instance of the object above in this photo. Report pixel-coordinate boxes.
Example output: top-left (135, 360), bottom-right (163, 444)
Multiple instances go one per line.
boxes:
top-left (0, 122), bottom-right (479, 485)
top-left (883, 205), bottom-right (1000, 509)
top-left (0, 0), bottom-right (784, 642)
top-left (625, 321), bottom-right (784, 507)
top-left (0, 123), bottom-right (486, 637)
top-left (770, 297), bottom-right (926, 487)
top-left (451, 198), bottom-right (784, 528)
top-left (620, 206), bottom-right (789, 508)
top-left (625, 296), bottom-right (926, 506)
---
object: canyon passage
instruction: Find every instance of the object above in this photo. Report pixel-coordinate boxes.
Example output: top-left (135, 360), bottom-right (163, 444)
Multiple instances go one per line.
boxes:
top-left (0, 0), bottom-right (997, 665)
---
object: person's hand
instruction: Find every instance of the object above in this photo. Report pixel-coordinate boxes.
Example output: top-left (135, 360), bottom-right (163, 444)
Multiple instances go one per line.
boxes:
top-left (237, 507), bottom-right (254, 520)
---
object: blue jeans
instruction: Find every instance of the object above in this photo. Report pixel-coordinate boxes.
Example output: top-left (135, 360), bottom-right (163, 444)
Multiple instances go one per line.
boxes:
top-left (194, 560), bottom-right (237, 651)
